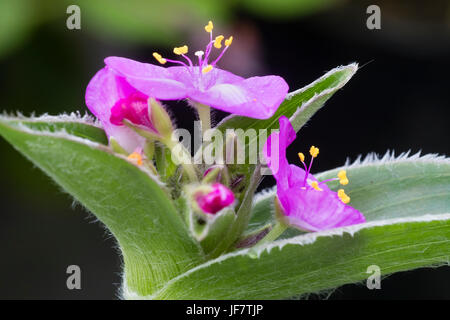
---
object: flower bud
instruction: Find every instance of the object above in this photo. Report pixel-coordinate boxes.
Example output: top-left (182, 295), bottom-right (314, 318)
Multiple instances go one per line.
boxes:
top-left (195, 183), bottom-right (235, 214)
top-left (202, 165), bottom-right (230, 186)
top-left (148, 98), bottom-right (173, 140)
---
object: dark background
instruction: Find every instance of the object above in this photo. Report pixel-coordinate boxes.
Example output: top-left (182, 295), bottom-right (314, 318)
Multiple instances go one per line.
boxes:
top-left (0, 0), bottom-right (449, 299)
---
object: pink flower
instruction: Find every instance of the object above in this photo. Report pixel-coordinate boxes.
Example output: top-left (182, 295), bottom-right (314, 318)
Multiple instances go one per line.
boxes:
top-left (85, 21), bottom-right (288, 151)
top-left (101, 21), bottom-right (288, 120)
top-left (263, 116), bottom-right (365, 232)
top-left (85, 67), bottom-right (156, 152)
top-left (195, 183), bottom-right (235, 214)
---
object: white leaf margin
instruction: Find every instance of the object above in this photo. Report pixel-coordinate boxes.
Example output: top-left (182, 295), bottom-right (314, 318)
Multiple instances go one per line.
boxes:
top-left (0, 111), bottom-right (101, 127)
top-left (215, 63), bottom-right (359, 129)
top-left (0, 117), bottom-right (165, 186)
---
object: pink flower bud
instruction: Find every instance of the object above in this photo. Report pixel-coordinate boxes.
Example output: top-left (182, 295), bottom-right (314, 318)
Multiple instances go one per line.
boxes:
top-left (195, 183), bottom-right (234, 214)
top-left (110, 92), bottom-right (152, 127)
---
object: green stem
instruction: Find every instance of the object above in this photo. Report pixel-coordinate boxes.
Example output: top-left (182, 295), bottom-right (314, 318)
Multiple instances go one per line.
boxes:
top-left (164, 139), bottom-right (198, 182)
top-left (195, 103), bottom-right (211, 135)
top-left (255, 222), bottom-right (287, 246)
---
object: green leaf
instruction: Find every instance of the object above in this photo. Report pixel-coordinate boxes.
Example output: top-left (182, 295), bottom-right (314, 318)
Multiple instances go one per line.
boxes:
top-left (7, 114), bottom-right (108, 144)
top-left (153, 214), bottom-right (450, 299)
top-left (0, 116), bottom-right (204, 297)
top-left (155, 143), bottom-right (178, 181)
top-left (250, 152), bottom-right (450, 229)
top-left (316, 152), bottom-right (450, 221)
top-left (216, 63), bottom-right (358, 167)
top-left (148, 153), bottom-right (450, 299)
top-left (196, 209), bottom-right (236, 254)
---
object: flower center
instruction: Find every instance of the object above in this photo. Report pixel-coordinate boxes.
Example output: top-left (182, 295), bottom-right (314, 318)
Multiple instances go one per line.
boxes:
top-left (110, 92), bottom-right (151, 127)
top-left (152, 20), bottom-right (233, 80)
top-left (298, 145), bottom-right (351, 203)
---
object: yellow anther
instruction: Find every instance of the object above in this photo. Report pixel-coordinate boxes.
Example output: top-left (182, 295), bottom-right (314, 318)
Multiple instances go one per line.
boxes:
top-left (338, 189), bottom-right (350, 204)
top-left (310, 181), bottom-right (323, 191)
top-left (152, 52), bottom-right (166, 65)
top-left (309, 146), bottom-right (319, 158)
top-left (225, 36), bottom-right (233, 46)
top-left (173, 45), bottom-right (188, 55)
top-left (338, 170), bottom-right (347, 180)
top-left (128, 152), bottom-right (143, 166)
top-left (338, 170), bottom-right (349, 185)
top-left (202, 65), bottom-right (213, 74)
top-left (298, 152), bottom-right (305, 162)
top-left (205, 21), bottom-right (213, 33)
top-left (214, 35), bottom-right (224, 49)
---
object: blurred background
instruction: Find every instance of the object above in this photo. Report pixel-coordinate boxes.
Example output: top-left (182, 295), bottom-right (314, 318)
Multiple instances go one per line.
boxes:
top-left (0, 0), bottom-right (449, 299)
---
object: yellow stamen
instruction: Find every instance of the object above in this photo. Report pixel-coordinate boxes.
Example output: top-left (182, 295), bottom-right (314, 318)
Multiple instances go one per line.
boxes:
top-left (128, 152), bottom-right (143, 166)
top-left (338, 169), bottom-right (349, 185)
top-left (338, 189), bottom-right (350, 204)
top-left (225, 36), bottom-right (233, 46)
top-left (298, 152), bottom-right (305, 162)
top-left (311, 181), bottom-right (323, 191)
top-left (205, 21), bottom-right (213, 33)
top-left (152, 52), bottom-right (166, 65)
top-left (173, 45), bottom-right (188, 55)
top-left (309, 146), bottom-right (319, 158)
top-left (214, 35), bottom-right (224, 49)
top-left (202, 65), bottom-right (213, 74)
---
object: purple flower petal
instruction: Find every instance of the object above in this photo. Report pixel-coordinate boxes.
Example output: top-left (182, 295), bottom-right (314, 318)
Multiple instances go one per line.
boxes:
top-left (263, 116), bottom-right (366, 232)
top-left (263, 115), bottom-right (298, 189)
top-left (104, 56), bottom-right (288, 119)
top-left (85, 67), bottom-right (145, 152)
top-left (189, 75), bottom-right (288, 119)
top-left (105, 57), bottom-right (188, 100)
top-left (279, 188), bottom-right (366, 232)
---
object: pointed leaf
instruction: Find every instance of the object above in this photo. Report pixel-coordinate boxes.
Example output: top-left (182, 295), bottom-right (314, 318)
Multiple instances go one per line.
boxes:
top-left (0, 116), bottom-right (203, 297)
top-left (250, 152), bottom-right (450, 230)
top-left (147, 153), bottom-right (450, 299)
top-left (153, 214), bottom-right (450, 299)
top-left (215, 64), bottom-right (358, 163)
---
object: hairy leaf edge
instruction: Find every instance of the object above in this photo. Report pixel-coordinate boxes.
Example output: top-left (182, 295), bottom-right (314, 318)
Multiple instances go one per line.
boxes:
top-left (0, 111), bottom-right (102, 127)
top-left (0, 119), bottom-right (165, 187)
top-left (215, 63), bottom-right (358, 129)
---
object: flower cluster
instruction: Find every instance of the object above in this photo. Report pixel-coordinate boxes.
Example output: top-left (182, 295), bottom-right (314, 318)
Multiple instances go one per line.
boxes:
top-left (85, 21), bottom-right (365, 243)
top-left (86, 20), bottom-right (288, 153)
